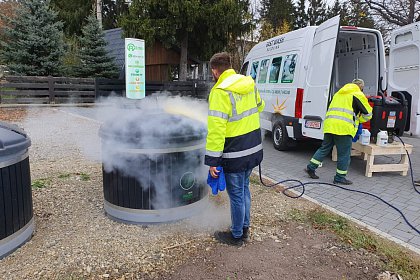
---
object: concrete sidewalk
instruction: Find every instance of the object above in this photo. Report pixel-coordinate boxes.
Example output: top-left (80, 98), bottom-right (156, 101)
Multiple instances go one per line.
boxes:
top-left (259, 135), bottom-right (420, 253)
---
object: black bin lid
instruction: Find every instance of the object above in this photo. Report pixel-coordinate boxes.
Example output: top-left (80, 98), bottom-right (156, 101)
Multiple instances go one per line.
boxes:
top-left (100, 110), bottom-right (207, 148)
top-left (0, 122), bottom-right (31, 159)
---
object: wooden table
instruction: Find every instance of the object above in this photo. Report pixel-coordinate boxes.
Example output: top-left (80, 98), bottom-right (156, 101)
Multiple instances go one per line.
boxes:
top-left (332, 141), bottom-right (413, 177)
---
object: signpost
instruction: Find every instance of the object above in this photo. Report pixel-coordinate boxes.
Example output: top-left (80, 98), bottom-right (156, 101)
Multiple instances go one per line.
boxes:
top-left (125, 38), bottom-right (145, 99)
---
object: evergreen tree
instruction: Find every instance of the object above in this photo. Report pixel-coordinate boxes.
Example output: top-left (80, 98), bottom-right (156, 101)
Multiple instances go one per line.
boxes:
top-left (260, 0), bottom-right (295, 30)
top-left (0, 0), bottom-right (65, 76)
top-left (327, 0), bottom-right (349, 25)
top-left (346, 0), bottom-right (375, 28)
top-left (74, 13), bottom-right (119, 78)
top-left (121, 0), bottom-right (252, 80)
top-left (293, 0), bottom-right (308, 29)
top-left (102, 0), bottom-right (129, 30)
top-left (259, 18), bottom-right (292, 41)
top-left (307, 0), bottom-right (328, 26)
top-left (50, 0), bottom-right (93, 36)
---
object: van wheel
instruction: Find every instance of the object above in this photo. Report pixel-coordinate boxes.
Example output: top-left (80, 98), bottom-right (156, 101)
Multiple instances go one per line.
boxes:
top-left (272, 121), bottom-right (291, 151)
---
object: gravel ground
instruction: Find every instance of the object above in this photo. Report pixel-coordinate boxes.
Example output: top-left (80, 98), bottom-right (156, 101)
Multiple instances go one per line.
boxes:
top-left (0, 107), bottom-right (305, 279)
top-left (0, 106), bottom-right (411, 279)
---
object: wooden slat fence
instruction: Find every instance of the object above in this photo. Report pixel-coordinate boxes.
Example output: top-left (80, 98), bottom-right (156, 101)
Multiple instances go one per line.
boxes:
top-left (96, 78), bottom-right (211, 100)
top-left (0, 76), bottom-right (212, 104)
top-left (0, 76), bottom-right (95, 104)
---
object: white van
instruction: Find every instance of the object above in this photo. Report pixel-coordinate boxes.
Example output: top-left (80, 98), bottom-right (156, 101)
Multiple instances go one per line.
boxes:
top-left (388, 22), bottom-right (420, 137)
top-left (240, 16), bottom-right (387, 150)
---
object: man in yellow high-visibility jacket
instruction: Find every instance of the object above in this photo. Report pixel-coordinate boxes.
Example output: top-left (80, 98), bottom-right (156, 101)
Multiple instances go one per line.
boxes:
top-left (205, 52), bottom-right (265, 246)
top-left (305, 79), bottom-right (372, 185)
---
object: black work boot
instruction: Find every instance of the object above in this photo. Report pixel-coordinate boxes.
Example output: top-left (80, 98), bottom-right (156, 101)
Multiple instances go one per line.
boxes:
top-left (305, 168), bottom-right (319, 179)
top-left (333, 178), bottom-right (353, 185)
top-left (242, 227), bottom-right (249, 241)
top-left (214, 231), bottom-right (243, 246)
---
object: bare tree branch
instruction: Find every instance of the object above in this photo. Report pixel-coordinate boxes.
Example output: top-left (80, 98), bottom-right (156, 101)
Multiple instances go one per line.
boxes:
top-left (363, 0), bottom-right (420, 26)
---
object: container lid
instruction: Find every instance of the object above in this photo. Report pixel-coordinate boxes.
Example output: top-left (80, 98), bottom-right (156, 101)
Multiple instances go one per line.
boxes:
top-left (100, 110), bottom-right (207, 148)
top-left (0, 122), bottom-right (31, 159)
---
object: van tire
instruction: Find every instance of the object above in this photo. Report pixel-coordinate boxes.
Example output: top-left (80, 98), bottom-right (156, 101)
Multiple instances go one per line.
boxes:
top-left (272, 120), bottom-right (290, 151)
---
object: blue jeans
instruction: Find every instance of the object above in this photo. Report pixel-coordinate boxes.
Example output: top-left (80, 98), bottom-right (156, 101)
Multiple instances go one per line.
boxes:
top-left (225, 169), bottom-right (252, 238)
top-left (307, 133), bottom-right (352, 181)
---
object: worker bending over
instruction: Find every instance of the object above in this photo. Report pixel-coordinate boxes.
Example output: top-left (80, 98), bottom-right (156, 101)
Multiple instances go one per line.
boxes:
top-left (305, 79), bottom-right (372, 185)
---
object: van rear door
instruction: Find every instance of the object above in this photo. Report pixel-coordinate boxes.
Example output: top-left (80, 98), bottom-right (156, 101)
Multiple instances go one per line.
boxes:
top-left (388, 22), bottom-right (420, 136)
top-left (302, 15), bottom-right (340, 140)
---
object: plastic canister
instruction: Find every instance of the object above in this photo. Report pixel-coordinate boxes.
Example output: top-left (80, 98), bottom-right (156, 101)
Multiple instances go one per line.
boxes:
top-left (359, 129), bottom-right (371, 145)
top-left (376, 130), bottom-right (388, 146)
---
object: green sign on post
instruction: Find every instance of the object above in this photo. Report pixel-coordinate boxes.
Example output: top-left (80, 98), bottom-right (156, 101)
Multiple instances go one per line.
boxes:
top-left (125, 38), bottom-right (145, 99)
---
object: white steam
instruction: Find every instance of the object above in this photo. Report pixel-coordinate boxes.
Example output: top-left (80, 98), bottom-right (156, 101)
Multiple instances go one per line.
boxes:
top-left (97, 95), bottom-right (211, 213)
top-left (22, 94), bottom-right (233, 228)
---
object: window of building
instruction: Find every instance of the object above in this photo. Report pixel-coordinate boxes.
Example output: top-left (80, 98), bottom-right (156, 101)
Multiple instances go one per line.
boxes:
top-left (281, 54), bottom-right (297, 83)
top-left (258, 59), bottom-right (270, 84)
top-left (269, 57), bottom-right (282, 83)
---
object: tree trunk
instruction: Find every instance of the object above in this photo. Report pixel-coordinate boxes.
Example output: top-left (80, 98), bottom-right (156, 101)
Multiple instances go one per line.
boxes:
top-left (179, 32), bottom-right (188, 81)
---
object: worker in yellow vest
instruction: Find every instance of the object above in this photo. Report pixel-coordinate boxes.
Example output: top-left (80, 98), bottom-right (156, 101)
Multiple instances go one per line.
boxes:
top-left (305, 79), bottom-right (372, 185)
top-left (205, 52), bottom-right (265, 246)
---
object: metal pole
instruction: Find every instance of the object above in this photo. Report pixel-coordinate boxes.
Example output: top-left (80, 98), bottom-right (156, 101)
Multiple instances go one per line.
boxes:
top-left (96, 0), bottom-right (102, 29)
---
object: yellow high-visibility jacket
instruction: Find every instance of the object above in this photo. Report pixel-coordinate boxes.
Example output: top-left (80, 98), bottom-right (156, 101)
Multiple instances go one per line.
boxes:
top-left (324, 83), bottom-right (372, 137)
top-left (205, 69), bottom-right (265, 173)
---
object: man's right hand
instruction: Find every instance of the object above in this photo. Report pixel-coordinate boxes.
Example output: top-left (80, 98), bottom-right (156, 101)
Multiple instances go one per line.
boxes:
top-left (209, 166), bottom-right (220, 178)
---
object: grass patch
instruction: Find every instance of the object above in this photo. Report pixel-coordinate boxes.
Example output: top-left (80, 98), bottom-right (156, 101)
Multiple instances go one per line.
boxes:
top-left (58, 173), bottom-right (71, 179)
top-left (0, 94), bottom-right (15, 99)
top-left (289, 207), bottom-right (420, 280)
top-left (31, 178), bottom-right (51, 189)
top-left (78, 172), bottom-right (90, 181)
top-left (250, 174), bottom-right (262, 186)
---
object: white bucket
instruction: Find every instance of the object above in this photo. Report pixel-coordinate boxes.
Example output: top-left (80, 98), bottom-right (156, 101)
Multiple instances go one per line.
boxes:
top-left (359, 129), bottom-right (371, 145)
top-left (376, 130), bottom-right (388, 146)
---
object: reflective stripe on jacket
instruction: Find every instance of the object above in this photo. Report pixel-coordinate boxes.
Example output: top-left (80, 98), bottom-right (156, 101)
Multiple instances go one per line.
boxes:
top-left (205, 69), bottom-right (265, 173)
top-left (324, 83), bottom-right (372, 137)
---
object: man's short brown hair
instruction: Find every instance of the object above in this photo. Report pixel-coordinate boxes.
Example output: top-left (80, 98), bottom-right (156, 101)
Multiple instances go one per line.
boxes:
top-left (210, 52), bottom-right (232, 73)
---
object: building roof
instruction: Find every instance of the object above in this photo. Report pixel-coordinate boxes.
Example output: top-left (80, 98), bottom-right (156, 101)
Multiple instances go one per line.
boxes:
top-left (103, 28), bottom-right (125, 69)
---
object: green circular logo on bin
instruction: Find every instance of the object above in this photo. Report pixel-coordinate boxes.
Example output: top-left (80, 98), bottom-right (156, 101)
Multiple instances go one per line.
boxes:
top-left (180, 172), bottom-right (195, 191)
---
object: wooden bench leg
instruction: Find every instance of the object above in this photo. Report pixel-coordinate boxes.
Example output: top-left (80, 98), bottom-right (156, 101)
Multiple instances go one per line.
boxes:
top-left (365, 154), bottom-right (374, 177)
top-left (400, 153), bottom-right (409, 176)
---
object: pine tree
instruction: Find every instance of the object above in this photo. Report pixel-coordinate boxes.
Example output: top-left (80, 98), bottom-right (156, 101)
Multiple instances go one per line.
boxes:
top-left (260, 0), bottom-right (295, 30)
top-left (293, 0), bottom-right (308, 29)
top-left (327, 0), bottom-right (349, 25)
top-left (50, 0), bottom-right (93, 36)
top-left (0, 0), bottom-right (65, 76)
top-left (74, 13), bottom-right (119, 78)
top-left (308, 0), bottom-right (328, 26)
top-left (347, 0), bottom-right (375, 28)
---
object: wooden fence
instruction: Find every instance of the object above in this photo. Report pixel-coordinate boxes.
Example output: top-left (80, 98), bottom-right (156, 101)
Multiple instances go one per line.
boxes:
top-left (0, 76), bottom-right (211, 104)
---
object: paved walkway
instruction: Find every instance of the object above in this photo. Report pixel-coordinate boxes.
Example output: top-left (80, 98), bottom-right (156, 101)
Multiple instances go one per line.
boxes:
top-left (260, 134), bottom-right (420, 253)
top-left (58, 106), bottom-right (420, 253)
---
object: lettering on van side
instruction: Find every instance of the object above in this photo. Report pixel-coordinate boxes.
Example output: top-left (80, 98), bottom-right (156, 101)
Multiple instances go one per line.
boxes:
top-left (266, 37), bottom-right (285, 51)
top-left (260, 89), bottom-right (291, 95)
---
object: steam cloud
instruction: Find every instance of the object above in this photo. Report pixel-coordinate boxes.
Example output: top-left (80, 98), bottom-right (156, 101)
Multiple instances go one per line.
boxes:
top-left (22, 94), bottom-right (230, 228)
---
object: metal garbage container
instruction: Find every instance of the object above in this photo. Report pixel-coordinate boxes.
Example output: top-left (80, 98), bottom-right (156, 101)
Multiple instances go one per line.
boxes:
top-left (100, 110), bottom-right (208, 223)
top-left (0, 122), bottom-right (33, 259)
